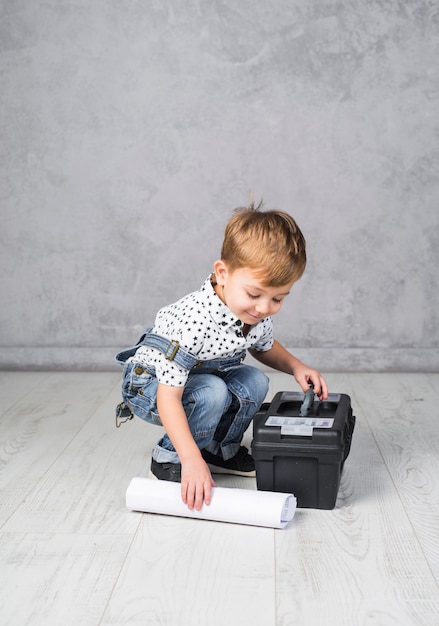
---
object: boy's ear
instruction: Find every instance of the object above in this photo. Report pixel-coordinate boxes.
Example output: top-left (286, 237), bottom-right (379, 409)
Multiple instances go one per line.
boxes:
top-left (213, 260), bottom-right (229, 285)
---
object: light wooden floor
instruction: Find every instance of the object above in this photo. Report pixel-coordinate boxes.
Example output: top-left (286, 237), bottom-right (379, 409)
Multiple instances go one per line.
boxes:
top-left (0, 371), bottom-right (438, 626)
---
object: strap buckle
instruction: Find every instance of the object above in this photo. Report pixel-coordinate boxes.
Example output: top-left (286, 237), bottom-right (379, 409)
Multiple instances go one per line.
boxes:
top-left (115, 403), bottom-right (134, 428)
top-left (164, 339), bottom-right (180, 361)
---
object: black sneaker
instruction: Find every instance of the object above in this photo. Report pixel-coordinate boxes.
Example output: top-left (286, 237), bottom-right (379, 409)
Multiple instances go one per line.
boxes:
top-left (201, 446), bottom-right (256, 477)
top-left (150, 458), bottom-right (182, 482)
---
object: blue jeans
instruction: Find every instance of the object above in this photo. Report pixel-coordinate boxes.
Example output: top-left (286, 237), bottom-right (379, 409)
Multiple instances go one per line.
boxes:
top-left (121, 357), bottom-right (269, 464)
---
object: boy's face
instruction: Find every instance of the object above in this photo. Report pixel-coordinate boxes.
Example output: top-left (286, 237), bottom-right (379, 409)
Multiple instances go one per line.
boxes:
top-left (213, 262), bottom-right (294, 325)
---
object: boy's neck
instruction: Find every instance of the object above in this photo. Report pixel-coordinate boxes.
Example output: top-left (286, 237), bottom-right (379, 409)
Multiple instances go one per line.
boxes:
top-left (211, 273), bottom-right (251, 334)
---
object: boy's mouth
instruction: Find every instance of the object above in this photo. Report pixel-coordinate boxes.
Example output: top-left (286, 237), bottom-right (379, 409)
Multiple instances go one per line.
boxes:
top-left (245, 311), bottom-right (263, 322)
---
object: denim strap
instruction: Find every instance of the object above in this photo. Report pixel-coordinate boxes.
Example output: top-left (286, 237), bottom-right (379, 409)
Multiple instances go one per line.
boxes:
top-left (115, 327), bottom-right (200, 369)
top-left (138, 329), bottom-right (201, 369)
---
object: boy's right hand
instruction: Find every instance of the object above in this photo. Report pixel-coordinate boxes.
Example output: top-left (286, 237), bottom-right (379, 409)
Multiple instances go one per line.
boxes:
top-left (180, 456), bottom-right (217, 511)
top-left (156, 383), bottom-right (217, 511)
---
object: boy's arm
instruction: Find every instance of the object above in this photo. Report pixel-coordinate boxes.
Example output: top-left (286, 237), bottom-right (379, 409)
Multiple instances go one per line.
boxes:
top-left (249, 339), bottom-right (328, 400)
top-left (156, 383), bottom-right (216, 510)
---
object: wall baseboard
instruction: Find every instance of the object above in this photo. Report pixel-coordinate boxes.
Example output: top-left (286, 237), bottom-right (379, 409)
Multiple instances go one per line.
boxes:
top-left (0, 346), bottom-right (437, 372)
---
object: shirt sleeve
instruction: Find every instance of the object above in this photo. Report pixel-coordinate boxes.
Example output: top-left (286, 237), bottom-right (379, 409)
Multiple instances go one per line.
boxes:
top-left (153, 303), bottom-right (207, 387)
top-left (154, 354), bottom-right (190, 387)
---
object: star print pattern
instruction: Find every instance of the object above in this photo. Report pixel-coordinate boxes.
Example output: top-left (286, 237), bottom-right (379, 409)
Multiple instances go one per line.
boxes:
top-left (129, 275), bottom-right (274, 386)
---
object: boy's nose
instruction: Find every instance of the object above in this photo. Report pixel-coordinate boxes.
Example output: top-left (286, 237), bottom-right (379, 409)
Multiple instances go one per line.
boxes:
top-left (255, 301), bottom-right (270, 315)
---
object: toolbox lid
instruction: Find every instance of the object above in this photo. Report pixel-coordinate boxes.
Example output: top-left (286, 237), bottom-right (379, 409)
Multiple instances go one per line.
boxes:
top-left (252, 391), bottom-right (353, 454)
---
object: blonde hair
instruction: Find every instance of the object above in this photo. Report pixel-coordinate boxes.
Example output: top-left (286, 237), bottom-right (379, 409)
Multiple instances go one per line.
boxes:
top-left (221, 198), bottom-right (307, 286)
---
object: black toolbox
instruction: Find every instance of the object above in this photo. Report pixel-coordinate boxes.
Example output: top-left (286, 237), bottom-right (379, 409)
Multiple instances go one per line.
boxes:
top-left (251, 390), bottom-right (356, 509)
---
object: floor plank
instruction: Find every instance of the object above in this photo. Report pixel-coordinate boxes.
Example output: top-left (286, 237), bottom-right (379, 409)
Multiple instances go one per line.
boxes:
top-left (0, 371), bottom-right (438, 626)
top-left (101, 513), bottom-right (276, 626)
top-left (0, 371), bottom-right (48, 413)
top-left (352, 373), bottom-right (439, 583)
top-left (2, 379), bottom-right (157, 535)
top-left (0, 532), bottom-right (133, 626)
top-left (0, 372), bottom-right (121, 528)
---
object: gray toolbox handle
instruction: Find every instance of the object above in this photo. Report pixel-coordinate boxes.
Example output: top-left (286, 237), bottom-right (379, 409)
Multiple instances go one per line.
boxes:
top-left (300, 382), bottom-right (315, 416)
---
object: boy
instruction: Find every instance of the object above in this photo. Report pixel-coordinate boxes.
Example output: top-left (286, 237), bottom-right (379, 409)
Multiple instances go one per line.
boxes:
top-left (116, 201), bottom-right (328, 511)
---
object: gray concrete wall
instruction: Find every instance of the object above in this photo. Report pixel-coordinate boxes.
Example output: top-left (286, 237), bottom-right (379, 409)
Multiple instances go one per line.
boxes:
top-left (1, 1), bottom-right (438, 372)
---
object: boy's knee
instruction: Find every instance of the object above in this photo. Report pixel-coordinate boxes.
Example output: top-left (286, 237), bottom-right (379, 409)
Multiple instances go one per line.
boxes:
top-left (231, 365), bottom-right (269, 404)
top-left (252, 368), bottom-right (270, 403)
top-left (185, 375), bottom-right (230, 413)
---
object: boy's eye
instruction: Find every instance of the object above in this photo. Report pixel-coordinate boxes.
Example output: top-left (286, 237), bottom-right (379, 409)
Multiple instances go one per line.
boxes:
top-left (248, 293), bottom-right (259, 299)
top-left (273, 298), bottom-right (282, 304)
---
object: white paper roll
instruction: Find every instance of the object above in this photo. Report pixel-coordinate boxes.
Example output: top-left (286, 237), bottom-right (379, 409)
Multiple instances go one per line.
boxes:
top-left (126, 477), bottom-right (296, 529)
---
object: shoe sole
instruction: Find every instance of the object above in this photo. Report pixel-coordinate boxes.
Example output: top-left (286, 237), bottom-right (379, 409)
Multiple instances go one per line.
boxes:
top-left (205, 463), bottom-right (256, 477)
top-left (150, 463), bottom-right (254, 479)
top-left (148, 470), bottom-right (182, 482)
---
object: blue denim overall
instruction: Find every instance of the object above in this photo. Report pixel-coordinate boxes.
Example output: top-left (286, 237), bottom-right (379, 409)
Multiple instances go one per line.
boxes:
top-left (115, 329), bottom-right (269, 464)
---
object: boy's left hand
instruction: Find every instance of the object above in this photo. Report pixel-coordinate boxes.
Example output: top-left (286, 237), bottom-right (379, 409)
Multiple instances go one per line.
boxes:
top-left (294, 366), bottom-right (328, 400)
top-left (249, 341), bottom-right (328, 400)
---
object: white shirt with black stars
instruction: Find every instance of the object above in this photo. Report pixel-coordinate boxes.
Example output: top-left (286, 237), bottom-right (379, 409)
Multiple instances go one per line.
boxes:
top-left (129, 275), bottom-right (274, 387)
